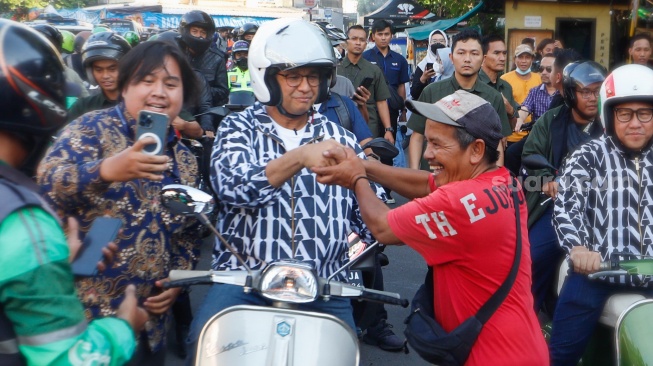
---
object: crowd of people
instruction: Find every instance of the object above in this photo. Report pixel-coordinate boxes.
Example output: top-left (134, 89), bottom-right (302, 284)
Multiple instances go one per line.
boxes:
top-left (2, 10), bottom-right (653, 366)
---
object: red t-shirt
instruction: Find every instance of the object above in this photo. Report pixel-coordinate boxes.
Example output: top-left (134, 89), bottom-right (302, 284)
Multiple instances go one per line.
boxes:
top-left (388, 167), bottom-right (548, 365)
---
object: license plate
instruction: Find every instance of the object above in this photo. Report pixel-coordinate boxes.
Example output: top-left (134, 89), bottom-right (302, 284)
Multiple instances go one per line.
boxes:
top-left (347, 270), bottom-right (364, 287)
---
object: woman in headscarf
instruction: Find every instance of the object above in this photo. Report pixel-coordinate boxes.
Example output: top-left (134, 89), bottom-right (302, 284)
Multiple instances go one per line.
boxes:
top-left (410, 29), bottom-right (449, 99)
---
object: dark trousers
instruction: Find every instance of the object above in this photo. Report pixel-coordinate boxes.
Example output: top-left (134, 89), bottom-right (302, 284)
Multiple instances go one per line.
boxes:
top-left (530, 206), bottom-right (564, 314)
top-left (125, 337), bottom-right (166, 366)
top-left (505, 137), bottom-right (528, 176)
top-left (550, 273), bottom-right (653, 365)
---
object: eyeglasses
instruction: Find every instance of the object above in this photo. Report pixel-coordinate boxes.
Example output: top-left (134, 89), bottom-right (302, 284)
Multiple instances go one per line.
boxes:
top-left (277, 73), bottom-right (321, 87)
top-left (576, 88), bottom-right (600, 100)
top-left (614, 107), bottom-right (653, 123)
top-left (539, 66), bottom-right (552, 73)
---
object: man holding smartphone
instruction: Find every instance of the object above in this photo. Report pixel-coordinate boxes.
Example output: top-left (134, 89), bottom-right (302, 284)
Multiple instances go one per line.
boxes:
top-left (338, 25), bottom-right (394, 146)
top-left (0, 20), bottom-right (147, 366)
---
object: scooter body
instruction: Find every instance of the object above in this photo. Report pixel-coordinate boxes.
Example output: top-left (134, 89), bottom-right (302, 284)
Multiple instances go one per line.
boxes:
top-left (195, 305), bottom-right (359, 366)
top-left (555, 258), bottom-right (653, 365)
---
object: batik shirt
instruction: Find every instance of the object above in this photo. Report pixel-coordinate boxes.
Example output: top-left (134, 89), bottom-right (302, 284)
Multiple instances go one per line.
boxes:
top-left (37, 103), bottom-right (202, 352)
top-left (210, 102), bottom-right (385, 281)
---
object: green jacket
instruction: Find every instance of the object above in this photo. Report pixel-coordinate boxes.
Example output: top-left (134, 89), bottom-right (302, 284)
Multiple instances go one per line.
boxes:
top-left (0, 165), bottom-right (135, 365)
top-left (67, 92), bottom-right (117, 123)
top-left (522, 105), bottom-right (562, 228)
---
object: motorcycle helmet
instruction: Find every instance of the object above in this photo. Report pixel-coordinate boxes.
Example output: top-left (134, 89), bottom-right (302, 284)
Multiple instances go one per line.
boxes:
top-left (178, 10), bottom-right (215, 55)
top-left (93, 25), bottom-right (111, 34)
top-left (31, 23), bottom-right (63, 53)
top-left (154, 30), bottom-right (181, 46)
top-left (82, 31), bottom-right (131, 84)
top-left (231, 40), bottom-right (249, 70)
top-left (239, 22), bottom-right (258, 41)
top-left (562, 60), bottom-right (607, 109)
top-left (249, 18), bottom-right (336, 108)
top-left (123, 30), bottom-right (140, 47)
top-left (60, 30), bottom-right (75, 54)
top-left (231, 26), bottom-right (240, 40)
top-left (74, 30), bottom-right (91, 53)
top-left (0, 20), bottom-right (68, 175)
top-left (600, 64), bottom-right (653, 137)
top-left (313, 21), bottom-right (347, 47)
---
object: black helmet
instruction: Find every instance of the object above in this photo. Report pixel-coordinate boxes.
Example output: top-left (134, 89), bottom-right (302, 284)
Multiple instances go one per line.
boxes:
top-left (0, 20), bottom-right (67, 175)
top-left (239, 22), bottom-right (258, 40)
top-left (562, 61), bottom-right (607, 109)
top-left (178, 10), bottom-right (215, 54)
top-left (231, 26), bottom-right (240, 40)
top-left (155, 30), bottom-right (181, 46)
top-left (82, 31), bottom-right (131, 84)
top-left (32, 23), bottom-right (64, 53)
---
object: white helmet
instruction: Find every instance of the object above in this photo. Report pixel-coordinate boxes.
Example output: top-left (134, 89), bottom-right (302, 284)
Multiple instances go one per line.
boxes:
top-left (248, 18), bottom-right (336, 107)
top-left (600, 64), bottom-right (653, 136)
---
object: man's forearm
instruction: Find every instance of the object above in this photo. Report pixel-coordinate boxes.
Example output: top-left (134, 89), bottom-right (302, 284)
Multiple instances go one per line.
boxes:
top-left (363, 159), bottom-right (431, 199)
top-left (408, 132), bottom-right (424, 170)
top-left (265, 148), bottom-right (304, 188)
top-left (353, 178), bottom-right (401, 245)
top-left (376, 100), bottom-right (391, 129)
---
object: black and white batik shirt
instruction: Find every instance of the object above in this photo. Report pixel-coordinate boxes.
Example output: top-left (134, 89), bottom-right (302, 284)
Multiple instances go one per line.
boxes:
top-left (554, 135), bottom-right (653, 286)
top-left (210, 102), bottom-right (386, 281)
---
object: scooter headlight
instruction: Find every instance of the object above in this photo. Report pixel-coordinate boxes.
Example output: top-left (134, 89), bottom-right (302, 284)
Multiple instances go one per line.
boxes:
top-left (259, 261), bottom-right (318, 303)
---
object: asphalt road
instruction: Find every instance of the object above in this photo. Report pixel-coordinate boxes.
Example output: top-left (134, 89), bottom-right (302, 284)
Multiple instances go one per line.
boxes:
top-left (165, 193), bottom-right (431, 366)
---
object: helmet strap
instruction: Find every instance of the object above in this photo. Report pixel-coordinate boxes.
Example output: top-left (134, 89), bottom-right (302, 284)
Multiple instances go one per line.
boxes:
top-left (276, 103), bottom-right (311, 119)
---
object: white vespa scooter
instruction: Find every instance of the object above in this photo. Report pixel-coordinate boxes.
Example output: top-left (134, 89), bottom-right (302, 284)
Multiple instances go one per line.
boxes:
top-left (160, 185), bottom-right (408, 366)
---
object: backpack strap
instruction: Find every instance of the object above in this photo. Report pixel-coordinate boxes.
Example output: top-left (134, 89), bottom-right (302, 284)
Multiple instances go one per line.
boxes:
top-left (331, 93), bottom-right (353, 133)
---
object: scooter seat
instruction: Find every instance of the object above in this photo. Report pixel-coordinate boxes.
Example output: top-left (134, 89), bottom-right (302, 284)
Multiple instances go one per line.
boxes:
top-left (599, 293), bottom-right (646, 328)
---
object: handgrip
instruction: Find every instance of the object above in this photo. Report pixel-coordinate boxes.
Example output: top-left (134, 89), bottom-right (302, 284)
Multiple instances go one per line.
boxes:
top-left (169, 270), bottom-right (212, 281)
top-left (162, 276), bottom-right (213, 289)
top-left (360, 289), bottom-right (409, 308)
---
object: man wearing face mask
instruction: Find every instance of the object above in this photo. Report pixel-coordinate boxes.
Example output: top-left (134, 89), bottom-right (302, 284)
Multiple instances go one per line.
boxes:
top-left (411, 29), bottom-right (449, 100)
top-left (501, 44), bottom-right (541, 145)
top-left (227, 40), bottom-right (253, 93)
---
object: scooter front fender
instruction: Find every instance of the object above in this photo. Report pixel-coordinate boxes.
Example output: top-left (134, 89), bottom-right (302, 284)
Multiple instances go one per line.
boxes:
top-left (195, 305), bottom-right (359, 366)
top-left (615, 299), bottom-right (653, 366)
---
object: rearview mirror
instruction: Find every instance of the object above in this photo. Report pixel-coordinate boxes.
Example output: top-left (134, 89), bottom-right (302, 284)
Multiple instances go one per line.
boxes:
top-left (161, 184), bottom-right (215, 216)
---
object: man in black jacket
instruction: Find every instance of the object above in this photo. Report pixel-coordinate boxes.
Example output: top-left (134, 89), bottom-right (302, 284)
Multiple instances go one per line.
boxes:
top-left (178, 10), bottom-right (229, 120)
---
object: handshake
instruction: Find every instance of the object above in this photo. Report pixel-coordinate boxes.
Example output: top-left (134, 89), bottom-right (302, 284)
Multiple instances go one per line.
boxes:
top-left (300, 139), bottom-right (370, 190)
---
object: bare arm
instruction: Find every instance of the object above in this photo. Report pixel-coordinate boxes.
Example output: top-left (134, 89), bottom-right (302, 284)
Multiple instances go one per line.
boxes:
top-left (408, 132), bottom-right (424, 170)
top-left (376, 100), bottom-right (394, 144)
top-left (397, 84), bottom-right (407, 122)
top-left (363, 159), bottom-right (431, 199)
top-left (515, 108), bottom-right (530, 132)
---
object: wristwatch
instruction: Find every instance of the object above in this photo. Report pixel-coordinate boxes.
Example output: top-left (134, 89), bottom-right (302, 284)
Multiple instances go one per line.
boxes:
top-left (384, 127), bottom-right (395, 133)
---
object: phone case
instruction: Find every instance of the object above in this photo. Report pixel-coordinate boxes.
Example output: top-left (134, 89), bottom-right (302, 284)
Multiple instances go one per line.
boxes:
top-left (136, 110), bottom-right (169, 155)
top-left (360, 77), bottom-right (374, 89)
top-left (71, 217), bottom-right (122, 277)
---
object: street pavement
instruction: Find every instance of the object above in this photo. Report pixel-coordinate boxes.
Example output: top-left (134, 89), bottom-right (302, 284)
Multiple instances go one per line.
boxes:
top-left (165, 193), bottom-right (431, 366)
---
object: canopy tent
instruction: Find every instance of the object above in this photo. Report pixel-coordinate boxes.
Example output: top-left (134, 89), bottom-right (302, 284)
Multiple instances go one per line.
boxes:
top-left (405, 1), bottom-right (484, 40)
top-left (363, 0), bottom-right (437, 27)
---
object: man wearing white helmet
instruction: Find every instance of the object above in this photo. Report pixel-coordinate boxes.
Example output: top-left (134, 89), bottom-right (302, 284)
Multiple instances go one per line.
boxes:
top-left (186, 18), bottom-right (385, 363)
top-left (550, 64), bottom-right (653, 364)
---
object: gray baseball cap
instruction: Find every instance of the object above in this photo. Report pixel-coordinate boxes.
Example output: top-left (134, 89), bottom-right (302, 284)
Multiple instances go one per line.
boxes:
top-left (406, 90), bottom-right (503, 150)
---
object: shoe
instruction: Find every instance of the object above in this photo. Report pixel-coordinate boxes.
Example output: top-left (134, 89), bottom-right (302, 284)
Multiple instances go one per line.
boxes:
top-left (386, 197), bottom-right (396, 205)
top-left (363, 319), bottom-right (405, 352)
top-left (356, 326), bottom-right (363, 340)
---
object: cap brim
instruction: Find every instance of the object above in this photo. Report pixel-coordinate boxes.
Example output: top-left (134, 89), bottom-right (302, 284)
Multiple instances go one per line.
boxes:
top-left (405, 99), bottom-right (461, 127)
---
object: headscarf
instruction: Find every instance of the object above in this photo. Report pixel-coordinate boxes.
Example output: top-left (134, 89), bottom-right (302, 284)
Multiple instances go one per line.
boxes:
top-left (417, 29), bottom-right (449, 73)
top-left (436, 47), bottom-right (454, 80)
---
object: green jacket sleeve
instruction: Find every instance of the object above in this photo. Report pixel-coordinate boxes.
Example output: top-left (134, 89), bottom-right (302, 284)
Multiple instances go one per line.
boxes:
top-left (0, 207), bottom-right (135, 366)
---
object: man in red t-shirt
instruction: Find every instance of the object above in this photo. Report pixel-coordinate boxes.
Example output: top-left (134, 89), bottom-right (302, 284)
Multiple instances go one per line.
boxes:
top-left (313, 90), bottom-right (548, 365)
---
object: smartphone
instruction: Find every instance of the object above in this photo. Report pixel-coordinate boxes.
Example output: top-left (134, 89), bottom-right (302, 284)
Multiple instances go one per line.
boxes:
top-left (426, 63), bottom-right (434, 71)
top-left (359, 77), bottom-right (374, 90)
top-left (71, 217), bottom-right (122, 277)
top-left (136, 110), bottom-right (169, 155)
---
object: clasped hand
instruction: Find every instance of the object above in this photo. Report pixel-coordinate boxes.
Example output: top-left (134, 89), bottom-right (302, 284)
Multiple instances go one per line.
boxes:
top-left (312, 147), bottom-right (367, 190)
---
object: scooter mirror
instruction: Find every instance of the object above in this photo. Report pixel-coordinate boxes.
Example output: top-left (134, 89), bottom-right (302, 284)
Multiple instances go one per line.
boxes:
top-left (522, 154), bottom-right (557, 171)
top-left (161, 184), bottom-right (215, 216)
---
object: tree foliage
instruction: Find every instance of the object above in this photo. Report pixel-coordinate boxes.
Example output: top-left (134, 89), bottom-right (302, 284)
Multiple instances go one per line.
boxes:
top-left (1, 0), bottom-right (94, 19)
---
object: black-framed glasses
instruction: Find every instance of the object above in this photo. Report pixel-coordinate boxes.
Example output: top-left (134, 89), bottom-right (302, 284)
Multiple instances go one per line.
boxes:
top-left (614, 107), bottom-right (653, 123)
top-left (539, 66), bottom-right (552, 73)
top-left (576, 88), bottom-right (600, 100)
top-left (278, 73), bottom-right (321, 87)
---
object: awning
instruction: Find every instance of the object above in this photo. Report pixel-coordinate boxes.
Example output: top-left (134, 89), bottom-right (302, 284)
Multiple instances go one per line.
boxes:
top-left (363, 0), bottom-right (437, 27)
top-left (406, 1), bottom-right (484, 40)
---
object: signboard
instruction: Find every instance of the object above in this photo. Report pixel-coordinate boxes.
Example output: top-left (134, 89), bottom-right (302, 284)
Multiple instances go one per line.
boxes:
top-left (304, 0), bottom-right (316, 7)
top-left (324, 8), bottom-right (332, 18)
top-left (524, 16), bottom-right (542, 28)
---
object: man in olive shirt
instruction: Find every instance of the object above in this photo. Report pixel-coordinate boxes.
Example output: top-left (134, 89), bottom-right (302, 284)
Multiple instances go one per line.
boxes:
top-left (407, 29), bottom-right (510, 170)
top-left (339, 25), bottom-right (394, 145)
top-left (479, 35), bottom-right (520, 129)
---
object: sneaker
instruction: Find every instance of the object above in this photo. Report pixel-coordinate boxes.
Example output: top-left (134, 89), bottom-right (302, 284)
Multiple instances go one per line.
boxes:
top-left (363, 319), bottom-right (405, 352)
top-left (386, 197), bottom-right (396, 205)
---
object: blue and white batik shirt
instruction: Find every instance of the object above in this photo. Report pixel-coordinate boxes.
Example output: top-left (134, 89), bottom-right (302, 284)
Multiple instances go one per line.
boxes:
top-left (210, 102), bottom-right (386, 281)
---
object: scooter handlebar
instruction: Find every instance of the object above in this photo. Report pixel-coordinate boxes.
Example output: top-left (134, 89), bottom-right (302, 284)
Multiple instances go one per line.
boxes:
top-left (359, 288), bottom-right (410, 308)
